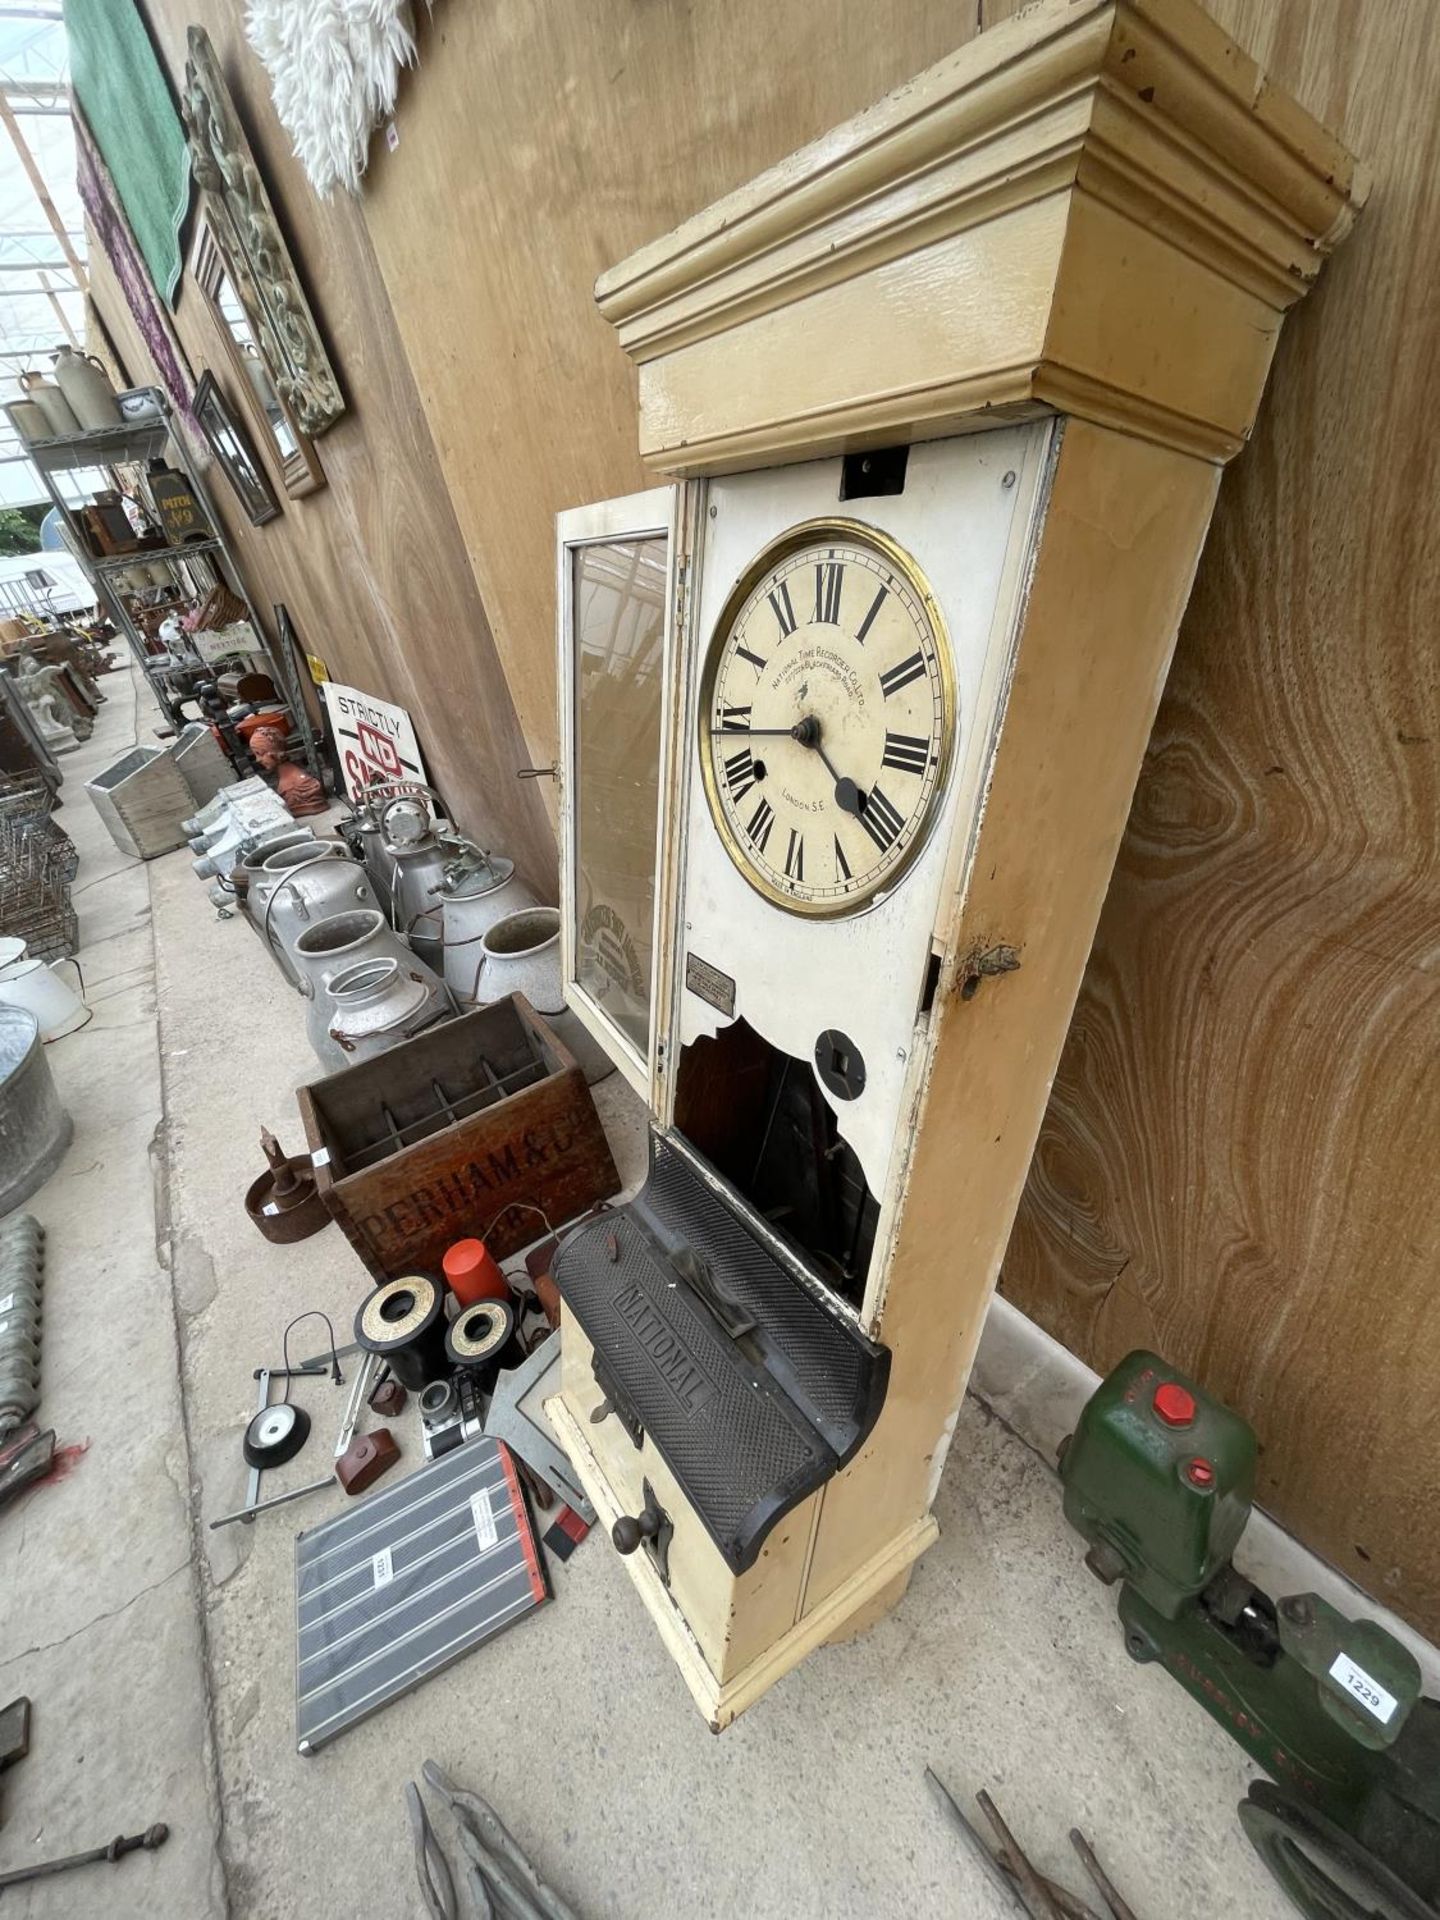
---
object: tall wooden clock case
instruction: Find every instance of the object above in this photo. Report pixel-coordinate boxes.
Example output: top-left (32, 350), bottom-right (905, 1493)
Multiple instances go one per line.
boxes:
top-left (549, 0), bottom-right (1364, 1730)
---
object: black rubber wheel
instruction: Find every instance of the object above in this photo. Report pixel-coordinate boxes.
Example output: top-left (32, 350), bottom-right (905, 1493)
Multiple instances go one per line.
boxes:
top-left (242, 1400), bottom-right (311, 1469)
top-left (1239, 1781), bottom-right (1439, 1920)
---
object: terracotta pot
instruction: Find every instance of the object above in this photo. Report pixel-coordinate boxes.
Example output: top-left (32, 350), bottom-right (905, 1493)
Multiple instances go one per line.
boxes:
top-left (236, 710), bottom-right (290, 742)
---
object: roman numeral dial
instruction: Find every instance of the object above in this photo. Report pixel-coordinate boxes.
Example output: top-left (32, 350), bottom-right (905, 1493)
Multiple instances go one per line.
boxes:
top-left (881, 730), bottom-right (930, 774)
top-left (724, 747), bottom-right (759, 802)
top-left (700, 521), bottom-right (956, 917)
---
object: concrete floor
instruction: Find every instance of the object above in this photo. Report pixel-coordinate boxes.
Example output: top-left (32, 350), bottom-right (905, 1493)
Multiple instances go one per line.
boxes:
top-left (0, 662), bottom-right (221, 1918)
top-left (6, 664), bottom-right (1323, 1918)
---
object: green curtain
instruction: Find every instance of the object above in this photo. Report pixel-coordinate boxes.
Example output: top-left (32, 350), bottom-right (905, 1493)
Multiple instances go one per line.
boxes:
top-left (64, 0), bottom-right (191, 307)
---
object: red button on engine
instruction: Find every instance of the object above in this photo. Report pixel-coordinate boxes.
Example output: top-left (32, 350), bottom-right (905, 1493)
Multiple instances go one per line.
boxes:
top-left (1153, 1382), bottom-right (1196, 1428)
top-left (1185, 1457), bottom-right (1216, 1489)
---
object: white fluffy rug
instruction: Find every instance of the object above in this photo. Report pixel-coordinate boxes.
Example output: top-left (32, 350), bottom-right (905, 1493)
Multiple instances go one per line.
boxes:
top-left (245, 0), bottom-right (424, 198)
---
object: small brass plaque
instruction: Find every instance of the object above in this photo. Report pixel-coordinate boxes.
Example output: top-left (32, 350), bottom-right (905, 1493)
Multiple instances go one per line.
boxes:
top-left (685, 951), bottom-right (735, 1018)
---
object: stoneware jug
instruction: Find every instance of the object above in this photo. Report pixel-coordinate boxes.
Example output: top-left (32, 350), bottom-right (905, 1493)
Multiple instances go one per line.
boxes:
top-left (0, 956), bottom-right (88, 1041)
top-left (474, 907), bottom-right (613, 1085)
top-left (4, 399), bottom-right (48, 444)
top-left (19, 370), bottom-right (76, 437)
top-left (439, 855), bottom-right (536, 1004)
top-left (51, 348), bottom-right (121, 431)
top-left (325, 957), bottom-right (443, 1067)
top-left (0, 937), bottom-right (28, 979)
top-left (291, 909), bottom-right (448, 1070)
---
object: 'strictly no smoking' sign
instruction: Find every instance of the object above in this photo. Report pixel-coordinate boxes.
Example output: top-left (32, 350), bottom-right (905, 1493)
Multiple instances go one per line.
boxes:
top-left (320, 681), bottom-right (428, 802)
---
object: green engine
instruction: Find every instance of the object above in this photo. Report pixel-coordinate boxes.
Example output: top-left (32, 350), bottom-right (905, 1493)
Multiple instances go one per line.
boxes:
top-left (1062, 1351), bottom-right (1440, 1919)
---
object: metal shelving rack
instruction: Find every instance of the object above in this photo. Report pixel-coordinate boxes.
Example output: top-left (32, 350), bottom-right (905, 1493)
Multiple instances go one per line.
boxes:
top-left (23, 388), bottom-right (271, 730)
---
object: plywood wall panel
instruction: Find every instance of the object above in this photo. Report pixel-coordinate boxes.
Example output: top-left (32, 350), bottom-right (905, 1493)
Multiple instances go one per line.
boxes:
top-left (100, 0), bottom-right (555, 893)
top-left (360, 0), bottom-right (975, 787)
top-left (998, 0), bottom-right (1440, 1635)
top-left (105, 0), bottom-right (1436, 1634)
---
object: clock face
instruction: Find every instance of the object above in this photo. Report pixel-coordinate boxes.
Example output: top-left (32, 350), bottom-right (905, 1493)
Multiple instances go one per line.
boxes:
top-left (698, 519), bottom-right (955, 916)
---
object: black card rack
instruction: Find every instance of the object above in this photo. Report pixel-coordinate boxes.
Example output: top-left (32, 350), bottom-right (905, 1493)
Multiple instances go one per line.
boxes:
top-left (554, 1128), bottom-right (889, 1574)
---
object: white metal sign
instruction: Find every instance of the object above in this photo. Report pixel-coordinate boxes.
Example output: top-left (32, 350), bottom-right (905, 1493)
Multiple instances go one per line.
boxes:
top-left (1328, 1652), bottom-right (1399, 1724)
top-left (470, 1488), bottom-right (498, 1553)
top-left (321, 680), bottom-right (428, 802)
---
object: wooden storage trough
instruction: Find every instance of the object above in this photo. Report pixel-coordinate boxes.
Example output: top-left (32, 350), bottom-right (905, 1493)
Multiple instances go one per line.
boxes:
top-left (84, 745), bottom-right (192, 859)
top-left (296, 994), bottom-right (620, 1284)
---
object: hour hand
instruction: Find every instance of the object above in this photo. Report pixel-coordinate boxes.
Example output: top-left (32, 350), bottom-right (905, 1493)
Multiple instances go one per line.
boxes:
top-left (810, 737), bottom-right (866, 818)
top-left (832, 775), bottom-right (865, 819)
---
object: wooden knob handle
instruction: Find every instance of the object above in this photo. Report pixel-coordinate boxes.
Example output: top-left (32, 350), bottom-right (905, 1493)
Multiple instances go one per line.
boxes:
top-left (611, 1506), bottom-right (660, 1555)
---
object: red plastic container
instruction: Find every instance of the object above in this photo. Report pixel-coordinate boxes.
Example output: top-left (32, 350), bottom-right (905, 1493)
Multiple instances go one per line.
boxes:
top-left (442, 1237), bottom-right (511, 1307)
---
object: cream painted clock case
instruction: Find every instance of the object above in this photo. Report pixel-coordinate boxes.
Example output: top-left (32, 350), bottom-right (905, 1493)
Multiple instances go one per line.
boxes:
top-left (549, 0), bottom-right (1364, 1729)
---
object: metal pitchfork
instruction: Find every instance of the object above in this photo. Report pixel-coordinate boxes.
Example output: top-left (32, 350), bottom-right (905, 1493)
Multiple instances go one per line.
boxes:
top-left (925, 1769), bottom-right (1141, 1920)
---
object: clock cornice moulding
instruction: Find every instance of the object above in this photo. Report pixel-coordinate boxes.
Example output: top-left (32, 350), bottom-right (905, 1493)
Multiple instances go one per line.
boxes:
top-left (597, 0), bottom-right (1366, 474)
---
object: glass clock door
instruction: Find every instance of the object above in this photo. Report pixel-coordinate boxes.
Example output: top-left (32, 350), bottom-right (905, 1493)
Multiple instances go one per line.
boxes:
top-left (556, 486), bottom-right (678, 1098)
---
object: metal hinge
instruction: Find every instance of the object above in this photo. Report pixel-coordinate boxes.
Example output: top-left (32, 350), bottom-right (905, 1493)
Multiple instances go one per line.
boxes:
top-left (673, 557), bottom-right (690, 638)
top-left (958, 942), bottom-right (1022, 1001)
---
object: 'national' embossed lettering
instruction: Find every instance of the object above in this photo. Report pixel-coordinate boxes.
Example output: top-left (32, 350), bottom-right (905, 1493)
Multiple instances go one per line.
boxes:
top-left (615, 1282), bottom-right (716, 1417)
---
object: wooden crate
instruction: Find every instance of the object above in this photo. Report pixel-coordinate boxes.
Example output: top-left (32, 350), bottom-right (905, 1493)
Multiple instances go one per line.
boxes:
top-left (296, 994), bottom-right (620, 1285)
top-left (83, 745), bottom-right (193, 859)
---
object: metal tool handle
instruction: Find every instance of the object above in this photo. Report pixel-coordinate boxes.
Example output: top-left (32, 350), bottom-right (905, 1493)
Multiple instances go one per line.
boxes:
top-left (0, 1821), bottom-right (168, 1889)
top-left (106, 1825), bottom-right (169, 1862)
top-left (977, 1793), bottom-right (1064, 1920)
top-left (407, 1781), bottom-right (458, 1920)
top-left (335, 1352), bottom-right (376, 1457)
top-left (209, 1476), bottom-right (331, 1530)
top-left (1069, 1831), bottom-right (1139, 1920)
top-left (925, 1770), bottom-right (1029, 1915)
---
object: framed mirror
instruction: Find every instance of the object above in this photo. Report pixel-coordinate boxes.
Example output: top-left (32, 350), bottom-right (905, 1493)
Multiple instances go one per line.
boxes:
top-left (193, 370), bottom-right (281, 526)
top-left (181, 26), bottom-right (345, 438)
top-left (190, 216), bottom-right (324, 497)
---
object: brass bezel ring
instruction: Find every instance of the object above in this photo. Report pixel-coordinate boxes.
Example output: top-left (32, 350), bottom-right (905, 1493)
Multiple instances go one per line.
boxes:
top-left (696, 516), bottom-right (957, 920)
top-left (446, 1298), bottom-right (515, 1362)
top-left (358, 1274), bottom-right (440, 1346)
